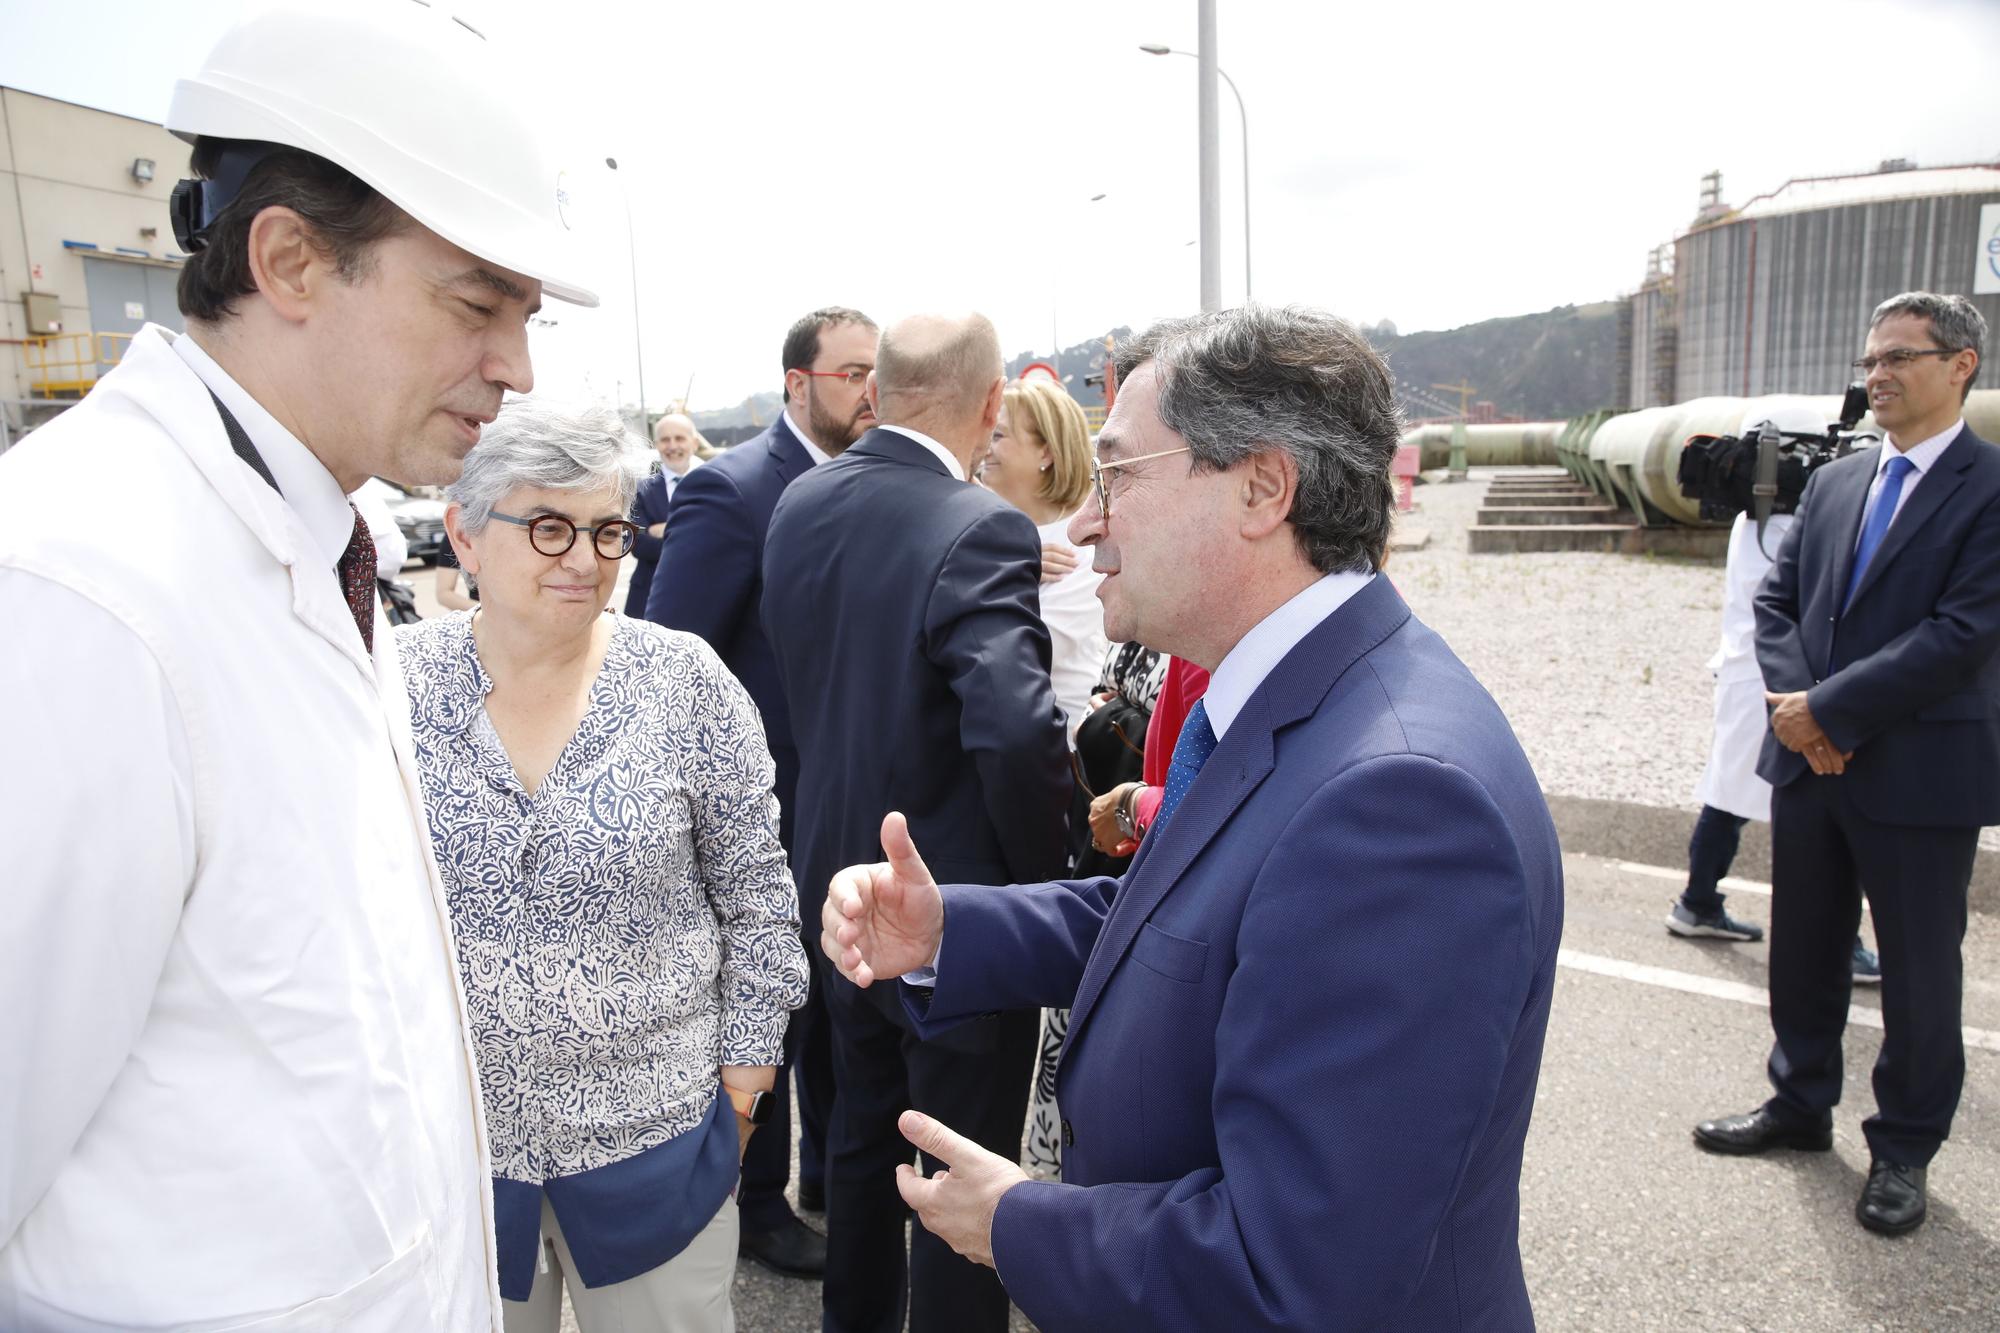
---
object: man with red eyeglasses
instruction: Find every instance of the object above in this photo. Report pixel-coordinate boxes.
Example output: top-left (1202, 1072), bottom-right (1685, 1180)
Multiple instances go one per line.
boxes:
top-left (646, 307), bottom-right (878, 1279)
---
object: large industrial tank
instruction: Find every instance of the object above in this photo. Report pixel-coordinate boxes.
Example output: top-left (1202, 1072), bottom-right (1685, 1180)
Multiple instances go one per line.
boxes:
top-left (1673, 164), bottom-right (2000, 402)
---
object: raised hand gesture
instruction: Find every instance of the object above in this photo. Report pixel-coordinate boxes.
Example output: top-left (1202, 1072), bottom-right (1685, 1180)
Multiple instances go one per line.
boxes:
top-left (822, 812), bottom-right (945, 987)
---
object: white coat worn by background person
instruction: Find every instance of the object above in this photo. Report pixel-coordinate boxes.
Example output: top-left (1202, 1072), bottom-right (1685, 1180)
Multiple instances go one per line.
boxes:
top-left (0, 326), bottom-right (502, 1331)
top-left (1695, 510), bottom-right (1796, 821)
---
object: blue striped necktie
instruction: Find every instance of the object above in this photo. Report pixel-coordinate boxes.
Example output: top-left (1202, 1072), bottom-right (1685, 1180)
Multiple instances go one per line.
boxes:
top-left (1844, 453), bottom-right (1915, 611)
top-left (1151, 700), bottom-right (1219, 836)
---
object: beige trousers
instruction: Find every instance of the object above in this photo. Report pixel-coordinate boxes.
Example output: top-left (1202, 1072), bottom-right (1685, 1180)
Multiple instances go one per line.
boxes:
top-left (502, 1195), bottom-right (738, 1333)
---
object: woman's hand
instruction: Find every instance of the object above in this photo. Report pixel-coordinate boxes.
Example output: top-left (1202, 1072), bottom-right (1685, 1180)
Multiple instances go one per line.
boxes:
top-left (1088, 782), bottom-right (1141, 857)
top-left (1040, 542), bottom-right (1079, 584)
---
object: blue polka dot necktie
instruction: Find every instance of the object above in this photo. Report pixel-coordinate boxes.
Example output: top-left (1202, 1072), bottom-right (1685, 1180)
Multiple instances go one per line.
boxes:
top-left (1843, 453), bottom-right (1914, 613)
top-left (1151, 699), bottom-right (1218, 836)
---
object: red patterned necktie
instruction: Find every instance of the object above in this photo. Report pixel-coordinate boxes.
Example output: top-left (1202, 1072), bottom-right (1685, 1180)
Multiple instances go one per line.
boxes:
top-left (337, 503), bottom-right (377, 654)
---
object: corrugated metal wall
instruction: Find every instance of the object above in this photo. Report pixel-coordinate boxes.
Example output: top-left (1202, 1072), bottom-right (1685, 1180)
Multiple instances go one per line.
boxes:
top-left (1627, 282), bottom-right (1676, 408)
top-left (1674, 191), bottom-right (2000, 401)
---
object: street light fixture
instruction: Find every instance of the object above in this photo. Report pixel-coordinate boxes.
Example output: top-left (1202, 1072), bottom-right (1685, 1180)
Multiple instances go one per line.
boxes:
top-left (605, 156), bottom-right (647, 430)
top-left (1140, 41), bottom-right (1252, 302)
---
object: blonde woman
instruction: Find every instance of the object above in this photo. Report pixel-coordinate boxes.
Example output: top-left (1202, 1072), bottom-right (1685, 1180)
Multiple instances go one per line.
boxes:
top-left (982, 378), bottom-right (1108, 735)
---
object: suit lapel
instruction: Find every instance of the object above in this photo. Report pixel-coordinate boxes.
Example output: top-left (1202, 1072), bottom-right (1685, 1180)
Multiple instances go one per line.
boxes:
top-left (1821, 452), bottom-right (1876, 623)
top-left (768, 417), bottom-right (812, 488)
top-left (1845, 427), bottom-right (1975, 611)
top-left (1064, 576), bottom-right (1414, 1044)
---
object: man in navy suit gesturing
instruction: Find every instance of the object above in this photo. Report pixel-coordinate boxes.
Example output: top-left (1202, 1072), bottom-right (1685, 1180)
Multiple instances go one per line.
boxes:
top-left (1696, 292), bottom-right (1998, 1238)
top-left (821, 307), bottom-right (1565, 1331)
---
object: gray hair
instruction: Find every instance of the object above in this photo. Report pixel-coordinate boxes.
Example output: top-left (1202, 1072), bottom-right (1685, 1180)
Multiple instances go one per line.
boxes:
top-left (1872, 292), bottom-right (1987, 402)
top-left (446, 396), bottom-right (653, 532)
top-left (1114, 305), bottom-right (1404, 574)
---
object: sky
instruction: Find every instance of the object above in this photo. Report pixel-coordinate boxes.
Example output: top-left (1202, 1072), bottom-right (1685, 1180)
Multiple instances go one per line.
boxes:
top-left (5, 0), bottom-right (1998, 412)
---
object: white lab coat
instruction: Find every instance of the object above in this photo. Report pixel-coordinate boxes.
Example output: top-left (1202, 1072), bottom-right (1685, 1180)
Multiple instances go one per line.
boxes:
top-left (1693, 511), bottom-right (1794, 822)
top-left (0, 327), bottom-right (501, 1330)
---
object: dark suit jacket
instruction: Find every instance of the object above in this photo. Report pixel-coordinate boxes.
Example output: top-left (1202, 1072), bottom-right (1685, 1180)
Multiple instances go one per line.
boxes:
top-left (1754, 424), bottom-right (2000, 826)
top-left (645, 421), bottom-right (814, 833)
top-left (762, 426), bottom-right (1071, 935)
top-left (622, 468), bottom-right (672, 618)
top-left (903, 575), bottom-right (1563, 1331)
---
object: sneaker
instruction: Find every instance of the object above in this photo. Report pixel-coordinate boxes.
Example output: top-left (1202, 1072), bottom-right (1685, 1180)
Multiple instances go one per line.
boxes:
top-left (1852, 942), bottom-right (1881, 986)
top-left (1665, 900), bottom-right (1765, 942)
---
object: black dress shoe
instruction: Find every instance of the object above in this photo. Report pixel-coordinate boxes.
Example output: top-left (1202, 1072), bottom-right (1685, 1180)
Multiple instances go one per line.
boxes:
top-left (796, 1177), bottom-right (825, 1214)
top-left (739, 1211), bottom-right (827, 1277)
top-left (1857, 1160), bottom-right (1927, 1236)
top-left (1692, 1107), bottom-right (1834, 1156)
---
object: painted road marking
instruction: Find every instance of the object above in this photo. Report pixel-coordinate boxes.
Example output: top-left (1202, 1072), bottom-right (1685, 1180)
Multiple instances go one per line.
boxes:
top-left (1557, 948), bottom-right (2000, 1054)
top-left (1610, 859), bottom-right (1869, 913)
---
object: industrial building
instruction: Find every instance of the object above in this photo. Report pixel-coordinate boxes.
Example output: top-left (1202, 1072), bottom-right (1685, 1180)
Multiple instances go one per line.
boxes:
top-left (1619, 162), bottom-right (2000, 409)
top-left (1, 86), bottom-right (188, 439)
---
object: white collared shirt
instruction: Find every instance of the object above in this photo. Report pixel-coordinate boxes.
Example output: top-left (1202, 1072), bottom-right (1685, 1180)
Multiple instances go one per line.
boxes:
top-left (1863, 418), bottom-right (1962, 535)
top-left (876, 423), bottom-right (966, 482)
top-left (783, 409), bottom-right (834, 467)
top-left (170, 330), bottom-right (355, 566)
top-left (1203, 570), bottom-right (1379, 741)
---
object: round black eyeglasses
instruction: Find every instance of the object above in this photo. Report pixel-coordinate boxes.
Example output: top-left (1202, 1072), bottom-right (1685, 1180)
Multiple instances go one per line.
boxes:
top-left (488, 510), bottom-right (637, 559)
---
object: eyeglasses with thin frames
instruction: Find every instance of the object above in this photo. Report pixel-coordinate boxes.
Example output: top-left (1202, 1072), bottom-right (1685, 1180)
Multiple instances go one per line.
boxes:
top-left (798, 368), bottom-right (871, 388)
top-left (488, 510), bottom-right (637, 560)
top-left (1852, 348), bottom-right (1958, 375)
top-left (1089, 446), bottom-right (1193, 521)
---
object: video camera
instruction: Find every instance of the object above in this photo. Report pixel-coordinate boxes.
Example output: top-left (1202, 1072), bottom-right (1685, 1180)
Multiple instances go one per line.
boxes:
top-left (1676, 383), bottom-right (1880, 541)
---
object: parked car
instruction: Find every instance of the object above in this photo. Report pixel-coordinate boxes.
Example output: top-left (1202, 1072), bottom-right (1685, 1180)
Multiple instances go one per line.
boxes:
top-left (357, 477), bottom-right (448, 566)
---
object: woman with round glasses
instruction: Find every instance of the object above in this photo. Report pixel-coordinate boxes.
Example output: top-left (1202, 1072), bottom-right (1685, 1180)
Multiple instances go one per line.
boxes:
top-left (396, 397), bottom-right (808, 1333)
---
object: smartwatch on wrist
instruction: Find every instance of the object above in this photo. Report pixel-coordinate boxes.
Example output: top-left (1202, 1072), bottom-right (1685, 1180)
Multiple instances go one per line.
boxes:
top-left (724, 1085), bottom-right (775, 1126)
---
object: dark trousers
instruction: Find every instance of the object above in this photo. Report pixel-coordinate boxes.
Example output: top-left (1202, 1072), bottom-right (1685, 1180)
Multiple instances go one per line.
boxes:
top-left (740, 747), bottom-right (834, 1231)
top-left (1765, 773), bottom-right (1975, 1167)
top-left (819, 959), bottom-right (1038, 1333)
top-left (739, 934), bottom-right (834, 1230)
top-left (1682, 804), bottom-right (1749, 915)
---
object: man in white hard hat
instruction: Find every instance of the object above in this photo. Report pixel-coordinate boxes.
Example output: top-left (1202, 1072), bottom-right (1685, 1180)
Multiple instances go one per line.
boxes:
top-left (0, 5), bottom-right (595, 1329)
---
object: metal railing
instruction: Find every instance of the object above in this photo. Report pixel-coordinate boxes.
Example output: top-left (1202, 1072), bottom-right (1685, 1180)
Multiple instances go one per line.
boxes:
top-left (18, 332), bottom-right (132, 398)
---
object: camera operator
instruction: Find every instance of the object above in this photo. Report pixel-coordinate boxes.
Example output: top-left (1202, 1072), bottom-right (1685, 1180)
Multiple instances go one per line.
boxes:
top-left (1667, 406), bottom-right (1879, 984)
top-left (1694, 292), bottom-right (1995, 1241)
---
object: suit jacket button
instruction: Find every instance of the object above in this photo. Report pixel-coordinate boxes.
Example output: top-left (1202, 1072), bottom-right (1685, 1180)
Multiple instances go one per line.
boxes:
top-left (1061, 1119), bottom-right (1074, 1147)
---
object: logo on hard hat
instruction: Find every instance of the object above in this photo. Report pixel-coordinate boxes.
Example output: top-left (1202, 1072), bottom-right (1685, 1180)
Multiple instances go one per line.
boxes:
top-left (555, 171), bottom-right (573, 231)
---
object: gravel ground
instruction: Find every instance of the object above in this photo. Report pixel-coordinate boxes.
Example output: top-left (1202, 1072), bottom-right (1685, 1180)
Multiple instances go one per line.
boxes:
top-left (1390, 469), bottom-right (1725, 814)
top-left (1391, 469), bottom-right (2000, 851)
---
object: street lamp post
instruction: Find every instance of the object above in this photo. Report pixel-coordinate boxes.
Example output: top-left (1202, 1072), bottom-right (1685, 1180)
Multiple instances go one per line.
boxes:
top-left (1140, 36), bottom-right (1252, 304)
top-left (605, 156), bottom-right (647, 428)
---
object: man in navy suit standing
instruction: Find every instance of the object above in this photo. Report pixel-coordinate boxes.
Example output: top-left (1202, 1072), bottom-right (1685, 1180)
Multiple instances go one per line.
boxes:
top-left (820, 306), bottom-right (1564, 1331)
top-left (765, 312), bottom-right (1071, 1333)
top-left (623, 412), bottom-right (704, 618)
top-left (1696, 292), bottom-right (1997, 1238)
top-left (646, 307), bottom-right (878, 1277)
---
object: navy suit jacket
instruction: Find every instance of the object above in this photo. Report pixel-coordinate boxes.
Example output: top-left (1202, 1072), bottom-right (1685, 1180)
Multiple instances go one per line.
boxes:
top-left (904, 576), bottom-right (1563, 1331)
top-left (1754, 424), bottom-right (2000, 826)
top-left (646, 420), bottom-right (814, 831)
top-left (622, 467), bottom-right (672, 618)
top-left (763, 427), bottom-right (1071, 951)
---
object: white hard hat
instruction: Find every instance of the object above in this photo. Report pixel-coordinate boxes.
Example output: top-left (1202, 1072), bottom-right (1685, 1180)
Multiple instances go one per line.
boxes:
top-left (167, 1), bottom-right (598, 307)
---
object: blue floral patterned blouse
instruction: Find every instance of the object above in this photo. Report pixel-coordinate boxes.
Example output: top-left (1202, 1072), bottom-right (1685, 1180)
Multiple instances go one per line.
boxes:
top-left (397, 611), bottom-right (808, 1298)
